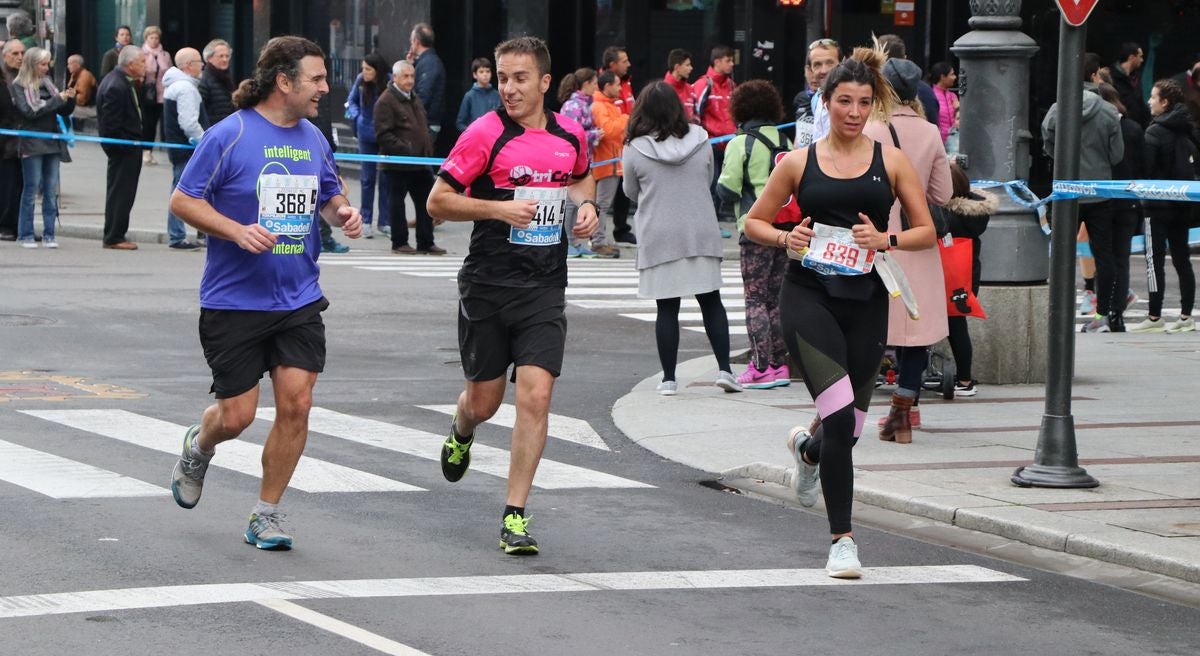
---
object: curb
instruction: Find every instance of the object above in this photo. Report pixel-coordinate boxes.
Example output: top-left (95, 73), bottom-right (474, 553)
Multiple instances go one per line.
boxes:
top-left (718, 461), bottom-right (1200, 585)
top-left (57, 222), bottom-right (171, 244)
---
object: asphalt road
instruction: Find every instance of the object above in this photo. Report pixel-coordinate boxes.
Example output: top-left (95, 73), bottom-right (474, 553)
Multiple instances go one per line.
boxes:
top-left (1, 239), bottom-right (1196, 655)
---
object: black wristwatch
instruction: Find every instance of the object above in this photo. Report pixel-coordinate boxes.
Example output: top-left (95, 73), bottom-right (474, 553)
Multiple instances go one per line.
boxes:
top-left (579, 199), bottom-right (599, 213)
top-left (888, 233), bottom-right (899, 250)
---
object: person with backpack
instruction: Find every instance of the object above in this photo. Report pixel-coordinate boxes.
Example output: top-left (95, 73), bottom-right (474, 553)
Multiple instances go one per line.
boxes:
top-left (1131, 79), bottom-right (1196, 333)
top-left (718, 80), bottom-right (796, 389)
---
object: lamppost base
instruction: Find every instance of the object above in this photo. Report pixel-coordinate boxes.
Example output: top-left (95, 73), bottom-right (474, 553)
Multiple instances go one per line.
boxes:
top-left (1011, 464), bottom-right (1099, 488)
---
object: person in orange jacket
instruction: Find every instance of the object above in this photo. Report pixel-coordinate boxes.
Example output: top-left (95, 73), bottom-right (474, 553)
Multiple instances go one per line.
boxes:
top-left (591, 70), bottom-right (630, 251)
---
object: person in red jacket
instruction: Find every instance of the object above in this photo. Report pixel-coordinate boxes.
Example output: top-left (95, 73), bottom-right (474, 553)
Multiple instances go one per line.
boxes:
top-left (694, 45), bottom-right (738, 226)
top-left (601, 45), bottom-right (635, 116)
top-left (663, 48), bottom-right (697, 123)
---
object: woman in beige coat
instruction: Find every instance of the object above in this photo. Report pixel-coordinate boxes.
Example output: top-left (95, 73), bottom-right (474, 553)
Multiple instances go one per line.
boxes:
top-left (862, 58), bottom-right (951, 443)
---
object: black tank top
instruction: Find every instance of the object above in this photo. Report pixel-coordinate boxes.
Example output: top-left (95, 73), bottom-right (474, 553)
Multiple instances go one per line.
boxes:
top-left (786, 140), bottom-right (895, 299)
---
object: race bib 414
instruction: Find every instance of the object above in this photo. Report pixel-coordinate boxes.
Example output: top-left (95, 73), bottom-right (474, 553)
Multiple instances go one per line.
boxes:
top-left (509, 186), bottom-right (567, 246)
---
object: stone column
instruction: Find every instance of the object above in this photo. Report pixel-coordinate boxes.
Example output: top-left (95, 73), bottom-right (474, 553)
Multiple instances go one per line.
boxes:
top-left (951, 0), bottom-right (1047, 384)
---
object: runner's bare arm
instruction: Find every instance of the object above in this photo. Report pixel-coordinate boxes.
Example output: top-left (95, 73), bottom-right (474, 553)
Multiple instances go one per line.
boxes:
top-left (169, 189), bottom-right (276, 254)
top-left (427, 177), bottom-right (538, 229)
top-left (743, 148), bottom-right (814, 252)
top-left (565, 173), bottom-right (599, 238)
top-left (882, 147), bottom-right (936, 250)
top-left (320, 194), bottom-right (363, 239)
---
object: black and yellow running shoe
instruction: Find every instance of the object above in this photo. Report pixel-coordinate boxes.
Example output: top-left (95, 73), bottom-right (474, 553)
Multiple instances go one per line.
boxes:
top-left (499, 513), bottom-right (539, 555)
top-left (440, 414), bottom-right (472, 482)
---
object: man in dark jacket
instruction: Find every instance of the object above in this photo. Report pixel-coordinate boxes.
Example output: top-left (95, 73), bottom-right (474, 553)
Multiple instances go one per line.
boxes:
top-left (408, 23), bottom-right (445, 142)
top-left (199, 39), bottom-right (236, 125)
top-left (1111, 42), bottom-right (1149, 127)
top-left (375, 59), bottom-right (442, 255)
top-left (879, 34), bottom-right (940, 126)
top-left (0, 39), bottom-right (25, 240)
top-left (97, 45), bottom-right (146, 250)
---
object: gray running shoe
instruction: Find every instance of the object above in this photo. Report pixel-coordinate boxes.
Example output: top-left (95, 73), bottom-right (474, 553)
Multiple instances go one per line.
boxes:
top-left (170, 424), bottom-right (209, 509)
top-left (244, 512), bottom-right (293, 550)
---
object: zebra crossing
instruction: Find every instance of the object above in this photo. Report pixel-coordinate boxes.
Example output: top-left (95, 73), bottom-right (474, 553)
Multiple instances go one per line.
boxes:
top-left (320, 254), bottom-right (751, 337)
top-left (1, 406), bottom-right (652, 501)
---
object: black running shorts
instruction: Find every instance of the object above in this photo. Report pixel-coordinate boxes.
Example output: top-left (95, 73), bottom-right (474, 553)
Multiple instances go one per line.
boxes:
top-left (457, 282), bottom-right (567, 381)
top-left (198, 297), bottom-right (330, 399)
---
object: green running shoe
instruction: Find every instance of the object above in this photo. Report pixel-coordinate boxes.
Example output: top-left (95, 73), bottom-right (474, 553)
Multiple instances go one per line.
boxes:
top-left (499, 513), bottom-right (539, 555)
top-left (440, 415), bottom-right (472, 482)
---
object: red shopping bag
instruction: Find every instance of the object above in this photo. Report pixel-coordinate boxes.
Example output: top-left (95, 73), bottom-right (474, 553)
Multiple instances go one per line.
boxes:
top-left (939, 237), bottom-right (986, 318)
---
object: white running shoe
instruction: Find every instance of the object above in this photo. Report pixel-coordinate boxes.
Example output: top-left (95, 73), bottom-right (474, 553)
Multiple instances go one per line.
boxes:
top-left (1165, 317), bottom-right (1195, 333)
top-left (362, 224), bottom-right (374, 239)
top-left (786, 426), bottom-right (820, 507)
top-left (826, 536), bottom-right (862, 579)
top-left (656, 380), bottom-right (678, 396)
top-left (1128, 317), bottom-right (1165, 333)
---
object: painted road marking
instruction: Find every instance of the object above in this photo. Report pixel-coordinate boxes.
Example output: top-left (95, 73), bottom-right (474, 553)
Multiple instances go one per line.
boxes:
top-left (0, 566), bottom-right (1025, 619)
top-left (278, 407), bottom-right (652, 489)
top-left (567, 286), bottom-right (744, 296)
top-left (418, 403), bottom-right (609, 451)
top-left (570, 299), bottom-right (747, 310)
top-left (20, 410), bottom-right (423, 494)
top-left (0, 439), bottom-right (165, 499)
top-left (256, 598), bottom-right (431, 656)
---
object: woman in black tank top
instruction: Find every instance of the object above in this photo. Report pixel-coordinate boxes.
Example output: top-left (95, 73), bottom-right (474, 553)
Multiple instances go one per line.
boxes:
top-left (738, 43), bottom-right (938, 579)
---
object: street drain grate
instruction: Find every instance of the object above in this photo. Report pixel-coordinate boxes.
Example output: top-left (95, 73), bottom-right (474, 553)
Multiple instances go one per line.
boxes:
top-left (0, 314), bottom-right (57, 327)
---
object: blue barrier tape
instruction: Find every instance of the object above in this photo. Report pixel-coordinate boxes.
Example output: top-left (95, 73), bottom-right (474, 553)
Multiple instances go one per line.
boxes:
top-left (1, 121), bottom-right (799, 170)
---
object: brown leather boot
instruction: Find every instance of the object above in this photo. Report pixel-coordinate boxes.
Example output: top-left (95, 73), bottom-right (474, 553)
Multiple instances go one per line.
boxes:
top-left (879, 393), bottom-right (914, 444)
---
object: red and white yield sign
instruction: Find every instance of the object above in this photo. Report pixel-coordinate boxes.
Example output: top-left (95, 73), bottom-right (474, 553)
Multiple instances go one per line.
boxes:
top-left (1055, 0), bottom-right (1100, 26)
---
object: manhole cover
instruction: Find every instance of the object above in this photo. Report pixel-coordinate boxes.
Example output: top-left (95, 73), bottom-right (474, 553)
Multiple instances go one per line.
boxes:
top-left (0, 314), bottom-right (57, 326)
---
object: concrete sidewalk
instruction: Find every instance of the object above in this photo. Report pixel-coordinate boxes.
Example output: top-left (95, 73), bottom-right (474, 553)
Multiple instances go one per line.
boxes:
top-left (615, 334), bottom-right (1200, 584)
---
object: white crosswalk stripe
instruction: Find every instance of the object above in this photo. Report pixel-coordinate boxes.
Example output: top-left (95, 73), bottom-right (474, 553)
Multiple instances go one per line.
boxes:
top-left (0, 438), bottom-right (166, 499)
top-left (2, 406), bottom-right (650, 502)
top-left (19, 409), bottom-right (423, 493)
top-left (417, 404), bottom-right (610, 451)
top-left (319, 254), bottom-right (749, 338)
top-left (284, 407), bottom-right (652, 489)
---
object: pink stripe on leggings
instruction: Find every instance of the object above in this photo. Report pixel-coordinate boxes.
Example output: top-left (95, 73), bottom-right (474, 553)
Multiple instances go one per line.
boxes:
top-left (814, 376), bottom-right (854, 419)
top-left (853, 408), bottom-right (867, 438)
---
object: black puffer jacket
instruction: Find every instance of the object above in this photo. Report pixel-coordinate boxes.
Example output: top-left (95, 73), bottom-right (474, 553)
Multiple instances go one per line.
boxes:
top-left (1143, 102), bottom-right (1200, 207)
top-left (198, 66), bottom-right (235, 125)
top-left (943, 189), bottom-right (998, 294)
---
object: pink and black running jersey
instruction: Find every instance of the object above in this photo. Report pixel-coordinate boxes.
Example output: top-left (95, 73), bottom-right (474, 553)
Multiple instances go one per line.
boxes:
top-left (438, 108), bottom-right (590, 288)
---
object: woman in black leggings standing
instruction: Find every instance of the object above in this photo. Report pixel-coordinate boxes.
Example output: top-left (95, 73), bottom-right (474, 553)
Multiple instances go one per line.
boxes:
top-left (743, 44), bottom-right (936, 578)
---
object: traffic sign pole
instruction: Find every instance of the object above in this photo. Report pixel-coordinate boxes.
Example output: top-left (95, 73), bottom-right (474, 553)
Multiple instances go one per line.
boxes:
top-left (1012, 8), bottom-right (1099, 488)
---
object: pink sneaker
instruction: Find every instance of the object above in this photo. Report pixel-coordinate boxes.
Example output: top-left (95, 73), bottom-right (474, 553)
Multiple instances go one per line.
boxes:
top-left (736, 364), bottom-right (772, 387)
top-left (767, 364), bottom-right (791, 388)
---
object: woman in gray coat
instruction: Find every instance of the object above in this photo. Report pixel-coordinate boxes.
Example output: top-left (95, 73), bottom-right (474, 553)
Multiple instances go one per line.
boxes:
top-left (623, 81), bottom-right (741, 395)
top-left (12, 47), bottom-right (74, 248)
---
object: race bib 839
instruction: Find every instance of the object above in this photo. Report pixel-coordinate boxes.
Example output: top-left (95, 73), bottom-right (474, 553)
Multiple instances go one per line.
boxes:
top-left (798, 223), bottom-right (875, 276)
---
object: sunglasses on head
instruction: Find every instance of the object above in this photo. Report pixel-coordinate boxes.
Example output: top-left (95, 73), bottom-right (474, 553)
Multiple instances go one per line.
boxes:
top-left (808, 38), bottom-right (839, 51)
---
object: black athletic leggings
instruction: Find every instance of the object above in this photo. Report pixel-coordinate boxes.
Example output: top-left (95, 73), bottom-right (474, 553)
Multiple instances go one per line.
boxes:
top-left (780, 280), bottom-right (888, 535)
top-left (1145, 208), bottom-right (1196, 318)
top-left (655, 291), bottom-right (731, 381)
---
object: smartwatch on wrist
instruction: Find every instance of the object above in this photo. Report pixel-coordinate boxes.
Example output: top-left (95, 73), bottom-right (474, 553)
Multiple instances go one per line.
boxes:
top-left (888, 233), bottom-right (899, 250)
top-left (579, 199), bottom-right (599, 213)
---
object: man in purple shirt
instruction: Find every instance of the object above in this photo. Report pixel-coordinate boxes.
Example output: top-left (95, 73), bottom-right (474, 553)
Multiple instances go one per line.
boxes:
top-left (167, 36), bottom-right (361, 551)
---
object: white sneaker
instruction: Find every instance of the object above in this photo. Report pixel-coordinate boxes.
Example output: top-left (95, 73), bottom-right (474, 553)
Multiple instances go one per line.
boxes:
top-left (362, 224), bottom-right (374, 239)
top-left (1165, 316), bottom-right (1195, 333)
top-left (786, 426), bottom-right (820, 507)
top-left (656, 380), bottom-right (677, 396)
top-left (714, 370), bottom-right (743, 393)
top-left (826, 536), bottom-right (862, 579)
top-left (43, 239), bottom-right (58, 249)
top-left (20, 240), bottom-right (37, 249)
top-left (1128, 317), bottom-right (1165, 333)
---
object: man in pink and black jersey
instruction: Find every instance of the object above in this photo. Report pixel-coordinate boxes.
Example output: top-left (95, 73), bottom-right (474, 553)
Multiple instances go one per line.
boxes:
top-left (427, 36), bottom-right (598, 555)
